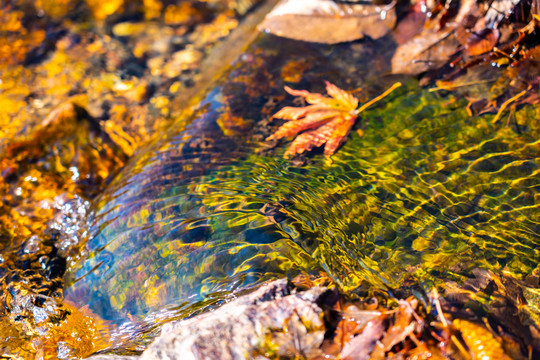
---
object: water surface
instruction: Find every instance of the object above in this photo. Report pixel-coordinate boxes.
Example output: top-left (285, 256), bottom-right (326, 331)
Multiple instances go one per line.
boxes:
top-left (65, 32), bottom-right (540, 348)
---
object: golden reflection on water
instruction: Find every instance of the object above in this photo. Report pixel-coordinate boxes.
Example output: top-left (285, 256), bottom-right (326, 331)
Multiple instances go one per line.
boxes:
top-left (67, 81), bottom-right (539, 331)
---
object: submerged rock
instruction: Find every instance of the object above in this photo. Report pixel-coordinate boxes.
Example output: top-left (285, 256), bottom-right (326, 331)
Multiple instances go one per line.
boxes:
top-left (65, 24), bottom-right (539, 338)
top-left (63, 32), bottom-right (401, 325)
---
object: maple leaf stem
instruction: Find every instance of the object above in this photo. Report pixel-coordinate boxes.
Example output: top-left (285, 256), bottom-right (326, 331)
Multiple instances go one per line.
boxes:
top-left (353, 82), bottom-right (402, 115)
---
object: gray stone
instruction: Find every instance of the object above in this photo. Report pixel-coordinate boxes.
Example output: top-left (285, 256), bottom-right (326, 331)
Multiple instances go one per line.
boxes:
top-left (86, 280), bottom-right (328, 360)
top-left (86, 356), bottom-right (138, 360)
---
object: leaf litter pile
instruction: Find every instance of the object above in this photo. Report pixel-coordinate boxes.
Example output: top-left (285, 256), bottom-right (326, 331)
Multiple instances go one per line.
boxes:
top-left (262, 269), bottom-right (539, 359)
top-left (392, 0), bottom-right (539, 122)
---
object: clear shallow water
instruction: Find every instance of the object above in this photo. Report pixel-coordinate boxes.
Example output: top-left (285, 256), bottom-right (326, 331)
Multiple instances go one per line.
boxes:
top-left (65, 33), bottom-right (540, 346)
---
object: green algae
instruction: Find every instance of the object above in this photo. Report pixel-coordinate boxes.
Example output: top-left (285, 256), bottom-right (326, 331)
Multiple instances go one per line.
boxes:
top-left (192, 83), bottom-right (540, 294)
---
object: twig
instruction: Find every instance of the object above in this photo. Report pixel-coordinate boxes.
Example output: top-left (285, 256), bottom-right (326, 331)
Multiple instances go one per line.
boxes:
top-left (431, 288), bottom-right (471, 360)
top-left (492, 86), bottom-right (530, 124)
top-left (429, 79), bottom-right (495, 92)
top-left (432, 289), bottom-right (448, 329)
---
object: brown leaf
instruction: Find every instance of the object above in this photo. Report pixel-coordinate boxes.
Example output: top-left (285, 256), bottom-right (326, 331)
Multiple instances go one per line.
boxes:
top-left (391, 30), bottom-right (459, 75)
top-left (465, 28), bottom-right (500, 56)
top-left (332, 305), bottom-right (382, 351)
top-left (380, 300), bottom-right (418, 351)
top-left (258, 0), bottom-right (396, 44)
top-left (392, 1), bottom-right (428, 45)
top-left (339, 316), bottom-right (385, 360)
top-left (391, 0), bottom-right (476, 74)
top-left (268, 81), bottom-right (401, 158)
top-left (369, 299), bottom-right (419, 360)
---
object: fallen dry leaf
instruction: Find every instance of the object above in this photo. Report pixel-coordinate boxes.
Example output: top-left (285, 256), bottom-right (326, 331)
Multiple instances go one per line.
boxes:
top-left (464, 28), bottom-right (500, 57)
top-left (339, 316), bottom-right (385, 360)
top-left (268, 81), bottom-right (401, 158)
top-left (391, 0), bottom-right (476, 74)
top-left (378, 300), bottom-right (418, 352)
top-left (392, 0), bottom-right (428, 45)
top-left (258, 0), bottom-right (396, 44)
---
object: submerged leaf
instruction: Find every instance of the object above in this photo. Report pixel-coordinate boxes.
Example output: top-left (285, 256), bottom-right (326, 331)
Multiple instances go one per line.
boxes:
top-left (453, 319), bottom-right (513, 360)
top-left (339, 317), bottom-right (385, 360)
top-left (464, 28), bottom-right (500, 57)
top-left (268, 81), bottom-right (401, 158)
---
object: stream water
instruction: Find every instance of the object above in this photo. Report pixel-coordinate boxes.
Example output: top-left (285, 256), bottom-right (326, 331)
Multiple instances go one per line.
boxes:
top-left (0, 1), bottom-right (538, 357)
top-left (63, 31), bottom-right (540, 351)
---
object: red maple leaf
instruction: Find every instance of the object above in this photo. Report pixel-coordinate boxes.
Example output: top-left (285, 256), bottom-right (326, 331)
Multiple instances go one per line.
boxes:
top-left (268, 81), bottom-right (401, 158)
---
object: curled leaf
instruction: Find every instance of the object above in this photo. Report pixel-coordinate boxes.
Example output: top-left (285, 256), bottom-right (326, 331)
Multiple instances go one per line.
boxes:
top-left (258, 0), bottom-right (396, 44)
top-left (464, 28), bottom-right (500, 56)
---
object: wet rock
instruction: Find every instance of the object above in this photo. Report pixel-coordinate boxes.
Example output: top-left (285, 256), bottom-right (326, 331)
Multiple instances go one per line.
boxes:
top-left (87, 280), bottom-right (328, 360)
top-left (87, 356), bottom-right (137, 360)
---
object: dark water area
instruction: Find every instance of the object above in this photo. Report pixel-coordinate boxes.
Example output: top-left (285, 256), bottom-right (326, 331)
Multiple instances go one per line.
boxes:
top-left (63, 28), bottom-right (540, 351)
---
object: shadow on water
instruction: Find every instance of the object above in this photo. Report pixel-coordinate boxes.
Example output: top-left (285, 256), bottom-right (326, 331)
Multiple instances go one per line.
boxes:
top-left (65, 32), bottom-right (540, 349)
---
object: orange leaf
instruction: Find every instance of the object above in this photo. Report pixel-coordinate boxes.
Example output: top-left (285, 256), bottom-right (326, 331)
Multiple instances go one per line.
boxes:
top-left (465, 28), bottom-right (499, 57)
top-left (268, 82), bottom-right (359, 158)
top-left (284, 86), bottom-right (341, 108)
top-left (267, 111), bottom-right (341, 140)
top-left (272, 105), bottom-right (330, 121)
top-left (268, 81), bottom-right (401, 158)
top-left (283, 116), bottom-right (355, 158)
top-left (324, 81), bottom-right (358, 110)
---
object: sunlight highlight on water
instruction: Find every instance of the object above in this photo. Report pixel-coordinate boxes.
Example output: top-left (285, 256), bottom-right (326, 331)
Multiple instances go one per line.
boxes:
top-left (64, 35), bottom-right (539, 350)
